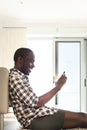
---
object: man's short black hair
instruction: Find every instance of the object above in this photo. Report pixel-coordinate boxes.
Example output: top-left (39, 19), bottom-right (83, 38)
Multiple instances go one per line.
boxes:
top-left (14, 47), bottom-right (33, 62)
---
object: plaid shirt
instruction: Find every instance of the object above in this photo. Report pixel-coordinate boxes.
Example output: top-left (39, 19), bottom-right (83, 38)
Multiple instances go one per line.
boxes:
top-left (9, 68), bottom-right (58, 127)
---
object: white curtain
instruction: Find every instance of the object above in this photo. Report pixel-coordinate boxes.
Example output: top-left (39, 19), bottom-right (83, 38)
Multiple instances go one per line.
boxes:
top-left (0, 28), bottom-right (27, 69)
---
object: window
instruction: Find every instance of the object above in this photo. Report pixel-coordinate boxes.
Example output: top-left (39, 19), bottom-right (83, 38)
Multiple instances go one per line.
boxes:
top-left (27, 38), bottom-right (86, 112)
top-left (55, 42), bottom-right (80, 111)
top-left (27, 39), bottom-right (55, 107)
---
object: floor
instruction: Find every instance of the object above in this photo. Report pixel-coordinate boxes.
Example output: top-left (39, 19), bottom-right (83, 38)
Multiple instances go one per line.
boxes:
top-left (4, 114), bottom-right (87, 130)
top-left (4, 118), bottom-right (86, 130)
top-left (3, 110), bottom-right (30, 130)
top-left (4, 118), bottom-right (22, 130)
top-left (4, 117), bottom-right (30, 130)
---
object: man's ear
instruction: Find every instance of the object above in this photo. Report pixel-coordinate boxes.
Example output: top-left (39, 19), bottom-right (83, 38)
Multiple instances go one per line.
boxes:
top-left (18, 56), bottom-right (23, 64)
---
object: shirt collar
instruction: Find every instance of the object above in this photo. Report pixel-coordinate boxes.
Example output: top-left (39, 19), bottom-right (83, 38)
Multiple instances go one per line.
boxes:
top-left (10, 68), bottom-right (28, 79)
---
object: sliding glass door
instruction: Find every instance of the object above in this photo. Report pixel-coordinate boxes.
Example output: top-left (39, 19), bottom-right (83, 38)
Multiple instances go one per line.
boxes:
top-left (54, 40), bottom-right (87, 112)
top-left (54, 41), bottom-right (80, 111)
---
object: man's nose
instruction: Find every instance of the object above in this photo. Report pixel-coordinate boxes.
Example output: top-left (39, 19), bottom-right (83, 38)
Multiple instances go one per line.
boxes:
top-left (32, 63), bottom-right (35, 68)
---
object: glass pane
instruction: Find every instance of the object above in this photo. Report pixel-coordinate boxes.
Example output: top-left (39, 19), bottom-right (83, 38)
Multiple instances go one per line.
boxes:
top-left (56, 42), bottom-right (80, 112)
top-left (27, 39), bottom-right (55, 107)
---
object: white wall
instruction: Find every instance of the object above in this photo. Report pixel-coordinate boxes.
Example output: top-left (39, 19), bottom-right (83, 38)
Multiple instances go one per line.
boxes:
top-left (0, 28), bottom-right (27, 70)
top-left (26, 23), bottom-right (87, 38)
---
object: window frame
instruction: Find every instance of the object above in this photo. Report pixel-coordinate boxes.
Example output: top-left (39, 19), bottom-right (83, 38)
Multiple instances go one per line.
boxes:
top-left (53, 38), bottom-right (87, 112)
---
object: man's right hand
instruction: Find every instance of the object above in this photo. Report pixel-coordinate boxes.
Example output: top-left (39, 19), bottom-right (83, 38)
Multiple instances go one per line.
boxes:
top-left (56, 72), bottom-right (67, 90)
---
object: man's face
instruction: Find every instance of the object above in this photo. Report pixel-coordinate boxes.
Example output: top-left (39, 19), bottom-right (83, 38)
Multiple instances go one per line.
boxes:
top-left (22, 52), bottom-right (35, 75)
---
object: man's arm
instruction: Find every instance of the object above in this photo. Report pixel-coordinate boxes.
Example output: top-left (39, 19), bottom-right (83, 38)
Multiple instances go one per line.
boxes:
top-left (36, 72), bottom-right (67, 107)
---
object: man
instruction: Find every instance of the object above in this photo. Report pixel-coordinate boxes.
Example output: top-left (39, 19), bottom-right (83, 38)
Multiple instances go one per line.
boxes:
top-left (9, 47), bottom-right (87, 130)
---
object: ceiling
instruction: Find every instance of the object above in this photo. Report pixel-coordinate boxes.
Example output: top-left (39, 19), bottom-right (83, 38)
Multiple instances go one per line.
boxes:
top-left (0, 0), bottom-right (87, 27)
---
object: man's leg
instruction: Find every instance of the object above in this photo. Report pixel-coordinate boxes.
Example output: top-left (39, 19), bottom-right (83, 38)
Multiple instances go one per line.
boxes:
top-left (63, 110), bottom-right (87, 128)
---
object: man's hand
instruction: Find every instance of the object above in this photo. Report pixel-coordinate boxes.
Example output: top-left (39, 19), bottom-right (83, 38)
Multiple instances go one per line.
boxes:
top-left (56, 72), bottom-right (67, 90)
